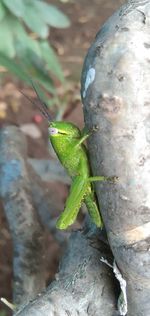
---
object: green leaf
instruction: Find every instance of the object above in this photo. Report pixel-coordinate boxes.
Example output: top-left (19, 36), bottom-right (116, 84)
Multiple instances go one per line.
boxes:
top-left (32, 70), bottom-right (56, 95)
top-left (7, 17), bottom-right (42, 59)
top-left (3, 0), bottom-right (49, 38)
top-left (35, 1), bottom-right (70, 28)
top-left (0, 52), bottom-right (55, 95)
top-left (40, 41), bottom-right (64, 82)
top-left (16, 48), bottom-right (56, 94)
top-left (0, 310), bottom-right (7, 316)
top-left (0, 53), bottom-right (29, 82)
top-left (15, 30), bottom-right (64, 83)
top-left (21, 1), bottom-right (49, 38)
top-left (0, 2), bottom-right (6, 21)
top-left (0, 14), bottom-right (38, 58)
top-left (0, 15), bottom-right (15, 58)
top-left (15, 35), bottom-right (42, 60)
top-left (2, 0), bottom-right (25, 17)
top-left (29, 82), bottom-right (56, 108)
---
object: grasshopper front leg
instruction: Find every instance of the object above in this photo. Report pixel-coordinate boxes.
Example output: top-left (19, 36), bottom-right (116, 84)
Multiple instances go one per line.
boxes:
top-left (76, 125), bottom-right (98, 146)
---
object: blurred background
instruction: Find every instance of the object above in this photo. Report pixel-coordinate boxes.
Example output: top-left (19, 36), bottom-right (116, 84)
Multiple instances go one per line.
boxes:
top-left (0, 0), bottom-right (124, 315)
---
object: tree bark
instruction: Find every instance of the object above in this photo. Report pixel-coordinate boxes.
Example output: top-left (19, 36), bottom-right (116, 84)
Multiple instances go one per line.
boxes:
top-left (14, 224), bottom-right (118, 316)
top-left (81, 1), bottom-right (150, 316)
top-left (0, 127), bottom-right (46, 306)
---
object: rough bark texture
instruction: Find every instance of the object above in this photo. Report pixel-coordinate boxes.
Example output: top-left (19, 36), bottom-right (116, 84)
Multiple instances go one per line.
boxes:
top-left (0, 127), bottom-right (46, 306)
top-left (81, 1), bottom-right (150, 315)
top-left (15, 225), bottom-right (118, 316)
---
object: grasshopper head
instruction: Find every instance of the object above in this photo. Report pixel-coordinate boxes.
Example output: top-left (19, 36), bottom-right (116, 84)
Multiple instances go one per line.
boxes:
top-left (48, 121), bottom-right (81, 138)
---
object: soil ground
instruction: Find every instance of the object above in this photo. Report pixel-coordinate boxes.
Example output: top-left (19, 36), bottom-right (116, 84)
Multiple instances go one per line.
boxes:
top-left (0, 1), bottom-right (124, 315)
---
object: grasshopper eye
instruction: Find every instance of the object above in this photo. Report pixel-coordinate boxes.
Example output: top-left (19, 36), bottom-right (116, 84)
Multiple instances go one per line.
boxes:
top-left (48, 127), bottom-right (58, 135)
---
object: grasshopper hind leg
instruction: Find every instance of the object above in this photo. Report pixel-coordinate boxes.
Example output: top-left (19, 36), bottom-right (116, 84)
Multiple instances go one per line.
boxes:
top-left (56, 176), bottom-right (88, 230)
top-left (84, 190), bottom-right (103, 228)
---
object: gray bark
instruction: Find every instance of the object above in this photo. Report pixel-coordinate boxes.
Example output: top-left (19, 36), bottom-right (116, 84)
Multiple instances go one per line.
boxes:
top-left (81, 0), bottom-right (150, 316)
top-left (15, 225), bottom-right (118, 316)
top-left (0, 127), bottom-right (46, 306)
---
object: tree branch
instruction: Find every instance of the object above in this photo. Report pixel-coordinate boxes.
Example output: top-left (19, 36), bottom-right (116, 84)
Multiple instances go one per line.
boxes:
top-left (15, 224), bottom-right (118, 316)
top-left (0, 126), bottom-right (47, 306)
top-left (81, 0), bottom-right (150, 315)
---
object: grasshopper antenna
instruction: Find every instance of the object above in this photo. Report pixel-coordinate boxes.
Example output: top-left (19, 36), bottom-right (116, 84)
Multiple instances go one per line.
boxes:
top-left (19, 83), bottom-right (52, 122)
top-left (31, 81), bottom-right (52, 122)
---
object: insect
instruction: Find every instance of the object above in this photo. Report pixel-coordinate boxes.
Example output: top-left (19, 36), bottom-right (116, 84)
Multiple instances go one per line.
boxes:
top-left (22, 84), bottom-right (116, 229)
top-left (49, 121), bottom-right (106, 229)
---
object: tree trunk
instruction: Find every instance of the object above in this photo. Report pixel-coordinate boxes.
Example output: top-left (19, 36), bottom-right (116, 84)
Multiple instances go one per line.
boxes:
top-left (81, 1), bottom-right (150, 316)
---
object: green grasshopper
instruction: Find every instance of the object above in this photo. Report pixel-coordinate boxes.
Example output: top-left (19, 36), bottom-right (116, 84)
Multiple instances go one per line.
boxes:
top-left (23, 86), bottom-right (115, 230)
top-left (49, 121), bottom-right (107, 229)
